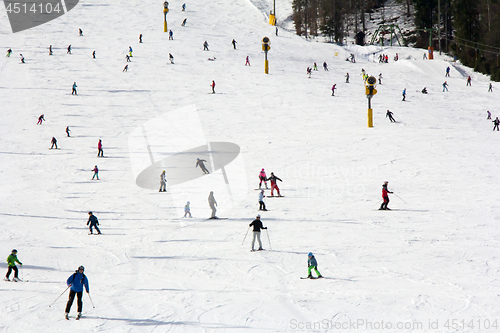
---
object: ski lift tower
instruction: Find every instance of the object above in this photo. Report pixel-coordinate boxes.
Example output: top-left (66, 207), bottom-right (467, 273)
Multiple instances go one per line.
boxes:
top-left (370, 24), bottom-right (405, 47)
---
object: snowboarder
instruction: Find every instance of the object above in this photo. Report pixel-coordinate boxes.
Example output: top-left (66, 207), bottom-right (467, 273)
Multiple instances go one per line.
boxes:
top-left (72, 82), bottom-right (77, 95)
top-left (129, 46), bottom-right (133, 57)
top-left (378, 73), bottom-right (383, 84)
top-left (196, 158), bottom-right (210, 174)
top-left (267, 172), bottom-right (282, 197)
top-left (91, 165), bottom-right (99, 180)
top-left (445, 66), bottom-right (450, 77)
top-left (487, 111), bottom-right (491, 119)
top-left (159, 170), bottom-right (167, 192)
top-left (20, 54), bottom-right (25, 63)
top-left (97, 139), bottom-right (103, 157)
top-left (139, 34), bottom-right (143, 43)
top-left (67, 45), bottom-right (72, 54)
top-left (6, 48), bottom-right (12, 57)
top-left (258, 168), bottom-right (268, 189)
top-left (488, 83), bottom-right (493, 92)
top-left (331, 84), bottom-right (336, 96)
top-left (313, 62), bottom-right (318, 70)
top-left (66, 126), bottom-right (70, 137)
top-left (37, 114), bottom-right (45, 125)
top-left (231, 39), bottom-right (237, 49)
top-left (421, 87), bottom-right (428, 94)
top-left (307, 252), bottom-right (322, 278)
top-left (323, 62), bottom-right (328, 71)
top-left (92, 50), bottom-right (96, 59)
top-left (402, 88), bottom-right (406, 101)
top-left (345, 72), bottom-right (349, 83)
top-left (122, 64), bottom-right (128, 72)
top-left (208, 191), bottom-right (217, 219)
top-left (386, 110), bottom-right (396, 123)
top-left (49, 45), bottom-right (53, 55)
top-left (50, 137), bottom-right (58, 149)
top-left (466, 76), bottom-right (471, 86)
top-left (211, 80), bottom-right (216, 94)
top-left (169, 30), bottom-right (173, 40)
top-left (181, 18), bottom-right (187, 26)
top-left (184, 201), bottom-right (192, 217)
top-left (442, 81), bottom-right (448, 92)
top-left (493, 117), bottom-right (500, 131)
top-left (169, 53), bottom-right (174, 64)
top-left (258, 190), bottom-right (267, 211)
top-left (79, 28), bottom-right (83, 36)
top-left (65, 266), bottom-right (89, 320)
top-left (245, 56), bottom-right (250, 66)
top-left (87, 212), bottom-right (101, 234)
top-left (203, 41), bottom-right (209, 51)
top-left (379, 181), bottom-right (393, 210)
top-left (4, 249), bottom-right (22, 282)
top-left (249, 215), bottom-right (267, 251)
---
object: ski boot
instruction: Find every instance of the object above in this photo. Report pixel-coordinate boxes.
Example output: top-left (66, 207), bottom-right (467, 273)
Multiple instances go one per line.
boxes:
top-left (307, 275), bottom-right (313, 279)
top-left (4, 277), bottom-right (10, 282)
top-left (65, 313), bottom-right (69, 320)
top-left (317, 275), bottom-right (323, 279)
top-left (13, 277), bottom-right (21, 282)
top-left (76, 312), bottom-right (82, 320)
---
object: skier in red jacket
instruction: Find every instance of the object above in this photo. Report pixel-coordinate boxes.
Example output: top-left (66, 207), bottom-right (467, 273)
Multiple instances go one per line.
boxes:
top-left (379, 181), bottom-right (393, 210)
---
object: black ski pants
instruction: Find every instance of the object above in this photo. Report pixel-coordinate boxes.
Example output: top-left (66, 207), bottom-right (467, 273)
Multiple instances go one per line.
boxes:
top-left (380, 196), bottom-right (390, 210)
top-left (6, 266), bottom-right (19, 279)
top-left (65, 290), bottom-right (83, 313)
top-left (259, 201), bottom-right (266, 210)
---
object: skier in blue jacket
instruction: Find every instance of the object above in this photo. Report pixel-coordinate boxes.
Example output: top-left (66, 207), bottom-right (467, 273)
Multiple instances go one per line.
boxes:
top-left (65, 266), bottom-right (89, 320)
top-left (307, 252), bottom-right (322, 279)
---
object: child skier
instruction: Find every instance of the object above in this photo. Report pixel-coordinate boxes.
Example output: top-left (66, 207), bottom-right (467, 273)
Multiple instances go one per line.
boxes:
top-left (313, 62), bottom-right (318, 70)
top-left (258, 190), bottom-right (267, 211)
top-left (65, 266), bottom-right (89, 320)
top-left (267, 172), bottom-right (282, 197)
top-left (129, 46), bottom-right (133, 57)
top-left (258, 168), bottom-right (268, 189)
top-left (92, 165), bottom-right (99, 180)
top-left (379, 181), bottom-right (393, 210)
top-left (307, 252), bottom-right (322, 278)
top-left (87, 212), bottom-right (101, 234)
top-left (487, 111), bottom-right (491, 119)
top-left (184, 201), bottom-right (192, 217)
top-left (5, 249), bottom-right (22, 281)
top-left (6, 48), bottom-right (12, 57)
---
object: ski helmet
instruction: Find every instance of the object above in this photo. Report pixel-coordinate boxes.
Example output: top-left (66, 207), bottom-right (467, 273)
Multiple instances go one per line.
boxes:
top-left (78, 266), bottom-right (85, 271)
top-left (384, 181), bottom-right (388, 184)
top-left (256, 214), bottom-right (261, 218)
top-left (187, 201), bottom-right (190, 204)
top-left (308, 252), bottom-right (313, 257)
top-left (12, 249), bottom-right (17, 253)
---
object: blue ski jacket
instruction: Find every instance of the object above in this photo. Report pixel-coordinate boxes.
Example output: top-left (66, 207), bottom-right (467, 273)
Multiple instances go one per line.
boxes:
top-left (67, 272), bottom-right (89, 293)
top-left (308, 256), bottom-right (318, 267)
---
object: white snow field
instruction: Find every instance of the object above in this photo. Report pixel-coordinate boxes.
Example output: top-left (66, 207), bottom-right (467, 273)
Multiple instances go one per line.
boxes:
top-left (1, 0), bottom-right (500, 332)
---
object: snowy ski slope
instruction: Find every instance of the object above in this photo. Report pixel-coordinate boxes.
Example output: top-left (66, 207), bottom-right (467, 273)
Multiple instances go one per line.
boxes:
top-left (1, 0), bottom-right (500, 332)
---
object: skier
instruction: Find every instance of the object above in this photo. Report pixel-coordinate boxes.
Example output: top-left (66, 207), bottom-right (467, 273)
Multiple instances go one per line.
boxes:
top-left (258, 190), bottom-right (267, 211)
top-left (159, 170), bottom-right (167, 192)
top-left (203, 41), bottom-right (209, 51)
top-left (182, 3), bottom-right (186, 11)
top-left (345, 72), bottom-right (349, 83)
top-left (323, 62), bottom-right (328, 71)
top-left (126, 54), bottom-right (131, 62)
top-left (6, 48), bottom-right (12, 57)
top-left (79, 28), bottom-right (83, 36)
top-left (231, 39), bottom-right (237, 49)
top-left (139, 34), bottom-right (143, 43)
top-left (378, 73), bottom-right (383, 84)
top-left (488, 83), bottom-right (493, 92)
top-left (37, 114), bottom-right (45, 125)
top-left (423, 52), bottom-right (427, 60)
top-left (307, 67), bottom-right (312, 78)
top-left (249, 215), bottom-right (267, 251)
top-left (267, 172), bottom-right (282, 197)
top-left (66, 126), bottom-right (70, 137)
top-left (379, 181), bottom-right (393, 210)
top-left (67, 45), bottom-right (72, 54)
top-left (169, 30), bottom-right (173, 40)
top-left (181, 18), bottom-right (187, 26)
top-left (208, 191), bottom-right (217, 219)
top-left (169, 53), bottom-right (174, 64)
top-left (72, 82), bottom-right (77, 95)
top-left (92, 50), bottom-right (96, 59)
top-left (196, 158), bottom-right (210, 174)
top-left (122, 64), bottom-right (128, 72)
top-left (442, 81), bottom-right (448, 92)
top-left (211, 80), bottom-right (216, 94)
top-left (466, 76), bottom-right (471, 86)
top-left (258, 168), bottom-right (268, 189)
top-left (276, 26), bottom-right (278, 36)
top-left (493, 117), bottom-right (500, 131)
top-left (386, 110), bottom-right (396, 123)
top-left (445, 66), bottom-right (450, 77)
top-left (402, 88), bottom-right (406, 101)
top-left (184, 201), bottom-right (192, 217)
top-left (92, 165), bottom-right (99, 180)
top-left (313, 62), bottom-right (318, 70)
top-left (49, 45), bottom-right (53, 55)
top-left (245, 56), bottom-right (250, 66)
top-left (65, 266), bottom-right (89, 320)
top-left (487, 111), bottom-right (491, 119)
top-left (307, 252), bottom-right (322, 279)
top-left (87, 212), bottom-right (101, 234)
top-left (4, 249), bottom-right (22, 282)
top-left (394, 53), bottom-right (398, 61)
top-left (331, 84), bottom-right (336, 96)
top-left (20, 54), bottom-right (25, 63)
top-left (421, 87), bottom-right (428, 94)
top-left (361, 68), bottom-right (366, 80)
top-left (97, 139), bottom-right (103, 157)
top-left (50, 137), bottom-right (58, 149)
top-left (129, 46), bottom-right (133, 57)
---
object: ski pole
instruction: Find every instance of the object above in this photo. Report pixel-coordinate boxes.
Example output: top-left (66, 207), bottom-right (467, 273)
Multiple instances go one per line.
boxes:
top-left (87, 292), bottom-right (95, 308)
top-left (265, 229), bottom-right (272, 250)
top-left (393, 193), bottom-right (407, 203)
top-left (49, 285), bottom-right (70, 307)
top-left (241, 226), bottom-right (250, 245)
top-left (20, 265), bottom-right (23, 280)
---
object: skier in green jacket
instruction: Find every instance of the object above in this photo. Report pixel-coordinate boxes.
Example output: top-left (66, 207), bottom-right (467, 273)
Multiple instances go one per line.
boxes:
top-left (5, 249), bottom-right (22, 281)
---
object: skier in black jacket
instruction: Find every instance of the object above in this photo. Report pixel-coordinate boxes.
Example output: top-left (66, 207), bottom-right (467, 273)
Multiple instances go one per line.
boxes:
top-left (87, 212), bottom-right (101, 234)
top-left (249, 215), bottom-right (267, 251)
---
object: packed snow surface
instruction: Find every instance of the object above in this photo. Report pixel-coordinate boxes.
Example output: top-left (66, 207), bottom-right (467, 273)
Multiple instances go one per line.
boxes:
top-left (1, 0), bottom-right (499, 332)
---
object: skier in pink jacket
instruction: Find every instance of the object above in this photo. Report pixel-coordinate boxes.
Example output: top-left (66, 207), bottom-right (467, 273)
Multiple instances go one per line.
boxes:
top-left (258, 168), bottom-right (268, 189)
